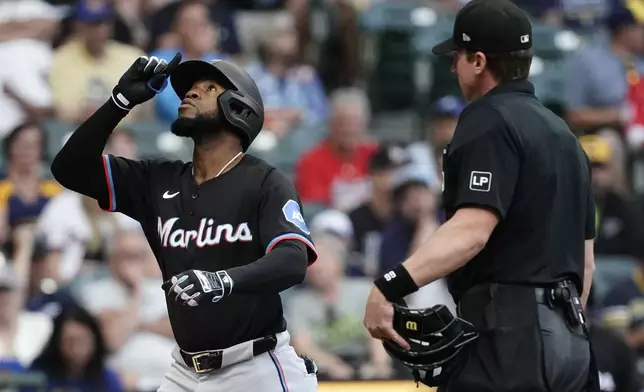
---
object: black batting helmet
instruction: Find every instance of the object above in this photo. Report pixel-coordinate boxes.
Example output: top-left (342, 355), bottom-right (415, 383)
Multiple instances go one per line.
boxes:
top-left (170, 59), bottom-right (264, 151)
top-left (383, 300), bottom-right (478, 387)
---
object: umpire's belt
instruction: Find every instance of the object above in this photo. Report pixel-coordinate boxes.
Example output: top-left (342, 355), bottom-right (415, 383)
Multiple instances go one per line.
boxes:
top-left (534, 280), bottom-right (579, 306)
top-left (180, 334), bottom-right (277, 373)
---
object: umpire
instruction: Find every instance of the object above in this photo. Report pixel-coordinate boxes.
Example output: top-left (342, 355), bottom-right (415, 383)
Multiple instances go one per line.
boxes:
top-left (364, 1), bottom-right (599, 391)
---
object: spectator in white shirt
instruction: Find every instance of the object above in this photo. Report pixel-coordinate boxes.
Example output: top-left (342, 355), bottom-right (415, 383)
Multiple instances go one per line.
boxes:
top-left (0, 0), bottom-right (63, 136)
top-left (35, 190), bottom-right (139, 283)
top-left (0, 224), bottom-right (52, 367)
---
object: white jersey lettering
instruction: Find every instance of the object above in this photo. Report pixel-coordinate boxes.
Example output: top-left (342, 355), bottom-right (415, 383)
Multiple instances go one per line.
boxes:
top-left (157, 217), bottom-right (253, 248)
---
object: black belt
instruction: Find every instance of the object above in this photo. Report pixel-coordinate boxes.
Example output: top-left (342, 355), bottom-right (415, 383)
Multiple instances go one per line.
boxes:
top-left (180, 334), bottom-right (277, 373)
top-left (534, 287), bottom-right (551, 305)
top-left (534, 280), bottom-right (577, 304)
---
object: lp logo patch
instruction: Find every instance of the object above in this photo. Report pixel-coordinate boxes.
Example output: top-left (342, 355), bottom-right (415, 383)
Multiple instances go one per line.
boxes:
top-left (469, 171), bottom-right (492, 192)
top-left (282, 199), bottom-right (310, 234)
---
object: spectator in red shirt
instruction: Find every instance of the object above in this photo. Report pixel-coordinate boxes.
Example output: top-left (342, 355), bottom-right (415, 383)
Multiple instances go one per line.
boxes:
top-left (295, 88), bottom-right (377, 211)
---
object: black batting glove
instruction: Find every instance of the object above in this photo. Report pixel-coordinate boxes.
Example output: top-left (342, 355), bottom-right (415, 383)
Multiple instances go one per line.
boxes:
top-left (162, 270), bottom-right (234, 307)
top-left (111, 52), bottom-right (182, 112)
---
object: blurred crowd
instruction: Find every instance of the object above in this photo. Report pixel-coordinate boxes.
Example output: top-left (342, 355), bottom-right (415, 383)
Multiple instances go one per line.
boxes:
top-left (2, 0), bottom-right (644, 391)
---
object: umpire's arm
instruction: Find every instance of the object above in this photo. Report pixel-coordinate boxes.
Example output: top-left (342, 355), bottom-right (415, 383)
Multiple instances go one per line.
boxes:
top-left (366, 108), bottom-right (513, 347)
top-left (403, 107), bottom-right (517, 289)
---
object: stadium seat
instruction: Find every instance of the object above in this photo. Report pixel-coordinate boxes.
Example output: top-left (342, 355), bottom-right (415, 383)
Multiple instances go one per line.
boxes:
top-left (360, 1), bottom-right (421, 32)
top-left (593, 256), bottom-right (638, 304)
top-left (412, 16), bottom-right (454, 57)
top-left (411, 16), bottom-right (461, 107)
top-left (43, 120), bottom-right (74, 160)
top-left (248, 125), bottom-right (326, 178)
top-left (427, 54), bottom-right (462, 105)
top-left (360, 2), bottom-right (441, 112)
top-left (367, 34), bottom-right (417, 112)
top-left (530, 22), bottom-right (581, 60)
top-left (44, 120), bottom-right (192, 163)
top-left (126, 122), bottom-right (192, 161)
top-left (529, 57), bottom-right (567, 108)
top-left (0, 373), bottom-right (47, 390)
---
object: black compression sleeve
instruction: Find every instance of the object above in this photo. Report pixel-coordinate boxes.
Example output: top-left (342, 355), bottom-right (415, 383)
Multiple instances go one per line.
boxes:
top-left (225, 240), bottom-right (308, 294)
top-left (50, 99), bottom-right (127, 199)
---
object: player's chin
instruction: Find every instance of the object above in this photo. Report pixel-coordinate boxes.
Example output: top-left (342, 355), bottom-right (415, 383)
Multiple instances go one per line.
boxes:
top-left (170, 117), bottom-right (197, 138)
top-left (177, 105), bottom-right (198, 119)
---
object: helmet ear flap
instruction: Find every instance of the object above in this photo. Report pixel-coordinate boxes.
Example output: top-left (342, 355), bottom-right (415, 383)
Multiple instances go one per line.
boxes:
top-left (217, 90), bottom-right (264, 151)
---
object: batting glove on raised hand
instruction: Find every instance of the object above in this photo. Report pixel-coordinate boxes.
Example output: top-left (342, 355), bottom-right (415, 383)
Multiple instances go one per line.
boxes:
top-left (111, 52), bottom-right (182, 112)
top-left (162, 270), bottom-right (234, 307)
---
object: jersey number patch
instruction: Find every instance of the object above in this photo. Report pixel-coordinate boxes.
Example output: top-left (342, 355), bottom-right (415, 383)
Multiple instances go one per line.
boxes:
top-left (469, 171), bottom-right (492, 192)
top-left (282, 199), bottom-right (310, 235)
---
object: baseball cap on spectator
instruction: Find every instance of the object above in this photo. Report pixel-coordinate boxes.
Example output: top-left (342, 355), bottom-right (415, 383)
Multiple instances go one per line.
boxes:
top-left (73, 0), bottom-right (112, 22)
top-left (432, 96), bottom-right (465, 118)
top-left (606, 5), bottom-right (638, 34)
top-left (310, 209), bottom-right (353, 240)
top-left (432, 0), bottom-right (532, 55)
top-left (369, 142), bottom-right (410, 173)
top-left (579, 135), bottom-right (612, 166)
top-left (391, 166), bottom-right (433, 202)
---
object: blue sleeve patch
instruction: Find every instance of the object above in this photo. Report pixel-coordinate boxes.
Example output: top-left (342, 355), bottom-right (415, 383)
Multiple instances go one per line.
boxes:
top-left (282, 199), bottom-right (310, 235)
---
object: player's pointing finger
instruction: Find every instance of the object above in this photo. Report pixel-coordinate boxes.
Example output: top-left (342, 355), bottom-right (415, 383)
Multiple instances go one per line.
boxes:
top-left (163, 52), bottom-right (182, 75)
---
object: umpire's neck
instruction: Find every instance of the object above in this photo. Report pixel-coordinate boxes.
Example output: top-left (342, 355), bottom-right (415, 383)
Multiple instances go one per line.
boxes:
top-left (192, 132), bottom-right (244, 184)
top-left (468, 74), bottom-right (500, 102)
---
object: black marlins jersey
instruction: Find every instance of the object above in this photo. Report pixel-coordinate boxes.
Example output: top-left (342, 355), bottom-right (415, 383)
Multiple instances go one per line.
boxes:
top-left (441, 81), bottom-right (595, 302)
top-left (96, 154), bottom-right (317, 351)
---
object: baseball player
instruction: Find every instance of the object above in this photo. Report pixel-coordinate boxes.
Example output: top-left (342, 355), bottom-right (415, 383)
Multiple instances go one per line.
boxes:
top-left (51, 53), bottom-right (319, 392)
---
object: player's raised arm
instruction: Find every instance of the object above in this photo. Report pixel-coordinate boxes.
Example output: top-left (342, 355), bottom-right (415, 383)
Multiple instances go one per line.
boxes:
top-left (51, 52), bottom-right (182, 219)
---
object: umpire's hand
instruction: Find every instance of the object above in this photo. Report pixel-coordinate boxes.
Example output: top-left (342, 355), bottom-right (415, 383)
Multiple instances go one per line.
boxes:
top-left (111, 52), bottom-right (182, 111)
top-left (162, 270), bottom-right (233, 307)
top-left (364, 287), bottom-right (411, 350)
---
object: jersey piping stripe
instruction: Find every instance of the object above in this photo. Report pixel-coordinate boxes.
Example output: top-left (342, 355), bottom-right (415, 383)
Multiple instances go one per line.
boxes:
top-left (266, 233), bottom-right (317, 258)
top-left (101, 155), bottom-right (116, 212)
top-left (268, 351), bottom-right (289, 392)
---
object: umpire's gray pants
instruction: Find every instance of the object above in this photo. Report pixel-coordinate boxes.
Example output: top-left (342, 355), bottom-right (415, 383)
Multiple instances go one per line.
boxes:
top-left (157, 331), bottom-right (318, 392)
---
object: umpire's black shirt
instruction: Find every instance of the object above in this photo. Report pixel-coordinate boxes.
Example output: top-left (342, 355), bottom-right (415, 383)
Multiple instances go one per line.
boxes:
top-left (442, 81), bottom-right (595, 302)
top-left (97, 154), bottom-right (317, 351)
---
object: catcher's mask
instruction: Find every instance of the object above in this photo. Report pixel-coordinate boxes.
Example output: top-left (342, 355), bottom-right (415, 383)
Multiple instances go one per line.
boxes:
top-left (383, 300), bottom-right (478, 387)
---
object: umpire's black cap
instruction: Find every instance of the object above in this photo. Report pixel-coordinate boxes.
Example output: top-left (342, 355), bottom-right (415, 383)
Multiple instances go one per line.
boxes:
top-left (432, 0), bottom-right (532, 55)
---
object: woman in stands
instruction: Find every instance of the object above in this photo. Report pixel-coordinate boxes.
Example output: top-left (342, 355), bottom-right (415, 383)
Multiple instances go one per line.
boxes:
top-left (0, 122), bottom-right (61, 247)
top-left (29, 303), bottom-right (124, 392)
